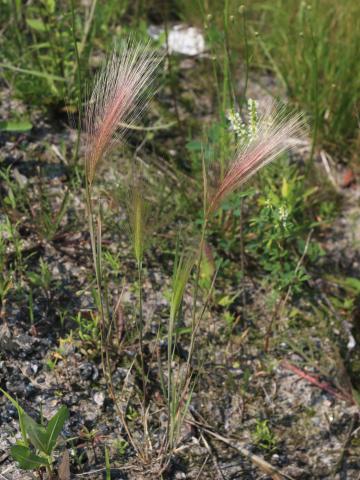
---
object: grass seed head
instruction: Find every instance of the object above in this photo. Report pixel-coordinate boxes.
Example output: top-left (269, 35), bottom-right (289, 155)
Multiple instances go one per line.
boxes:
top-left (208, 101), bottom-right (306, 214)
top-left (83, 39), bottom-right (162, 185)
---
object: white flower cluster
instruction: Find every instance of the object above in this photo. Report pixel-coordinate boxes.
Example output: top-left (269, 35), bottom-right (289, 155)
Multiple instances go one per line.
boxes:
top-left (226, 99), bottom-right (259, 144)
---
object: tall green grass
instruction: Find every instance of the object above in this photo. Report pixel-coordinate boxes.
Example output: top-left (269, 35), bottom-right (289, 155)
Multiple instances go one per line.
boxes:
top-left (251, 0), bottom-right (360, 156)
top-left (176, 0), bottom-right (360, 158)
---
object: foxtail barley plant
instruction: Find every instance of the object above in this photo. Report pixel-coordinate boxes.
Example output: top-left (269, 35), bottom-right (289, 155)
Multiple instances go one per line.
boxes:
top-left (81, 40), bottom-right (162, 462)
top-left (163, 100), bottom-right (305, 465)
top-left (83, 39), bottom-right (161, 333)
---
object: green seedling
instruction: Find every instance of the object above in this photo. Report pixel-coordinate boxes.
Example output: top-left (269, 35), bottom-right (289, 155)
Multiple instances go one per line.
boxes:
top-left (1, 389), bottom-right (69, 477)
top-left (126, 405), bottom-right (139, 422)
top-left (253, 419), bottom-right (277, 453)
top-left (74, 310), bottom-right (101, 345)
top-left (27, 258), bottom-right (53, 299)
top-left (115, 438), bottom-right (129, 456)
top-left (36, 188), bottom-right (70, 241)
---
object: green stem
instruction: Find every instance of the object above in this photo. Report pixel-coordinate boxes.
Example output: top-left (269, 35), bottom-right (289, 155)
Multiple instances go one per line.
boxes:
top-left (137, 261), bottom-right (147, 403)
top-left (309, 10), bottom-right (319, 165)
top-left (85, 181), bottom-right (106, 377)
top-left (185, 217), bottom-right (208, 379)
top-left (242, 7), bottom-right (249, 109)
top-left (70, 0), bottom-right (82, 164)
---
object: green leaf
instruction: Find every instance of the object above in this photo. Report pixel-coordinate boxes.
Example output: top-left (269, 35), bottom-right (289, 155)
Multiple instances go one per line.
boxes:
top-left (42, 0), bottom-right (55, 13)
top-left (0, 389), bottom-right (28, 446)
top-left (45, 405), bottom-right (69, 454)
top-left (23, 414), bottom-right (48, 454)
top-left (0, 120), bottom-right (32, 132)
top-left (344, 277), bottom-right (360, 293)
top-left (0, 63), bottom-right (66, 82)
top-left (26, 18), bottom-right (47, 32)
top-left (11, 445), bottom-right (49, 470)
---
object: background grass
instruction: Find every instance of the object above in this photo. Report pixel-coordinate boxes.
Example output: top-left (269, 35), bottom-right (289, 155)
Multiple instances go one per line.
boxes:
top-left (1, 0), bottom-right (359, 158)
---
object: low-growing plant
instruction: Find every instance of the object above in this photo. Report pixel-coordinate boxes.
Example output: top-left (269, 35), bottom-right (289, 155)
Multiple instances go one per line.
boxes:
top-left (248, 159), bottom-right (320, 293)
top-left (1, 389), bottom-right (68, 477)
top-left (253, 419), bottom-right (277, 453)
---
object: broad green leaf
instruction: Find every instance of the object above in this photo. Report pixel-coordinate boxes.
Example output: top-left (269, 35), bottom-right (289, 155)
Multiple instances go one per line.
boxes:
top-left (23, 414), bottom-right (48, 453)
top-left (0, 120), bottom-right (32, 132)
top-left (45, 405), bottom-right (69, 454)
top-left (26, 18), bottom-right (47, 32)
top-left (0, 389), bottom-right (28, 446)
top-left (11, 445), bottom-right (49, 470)
top-left (344, 277), bottom-right (360, 293)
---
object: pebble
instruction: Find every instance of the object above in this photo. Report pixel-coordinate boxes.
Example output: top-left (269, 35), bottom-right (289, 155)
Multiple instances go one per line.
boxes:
top-left (93, 391), bottom-right (105, 407)
top-left (271, 453), bottom-right (280, 465)
top-left (30, 362), bottom-right (39, 374)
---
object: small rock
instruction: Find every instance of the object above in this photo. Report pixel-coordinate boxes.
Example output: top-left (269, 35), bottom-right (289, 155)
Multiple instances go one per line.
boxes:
top-left (93, 391), bottom-right (105, 407)
top-left (271, 453), bottom-right (280, 465)
top-left (148, 24), bottom-right (206, 56)
top-left (79, 362), bottom-right (95, 381)
top-left (31, 363), bottom-right (39, 374)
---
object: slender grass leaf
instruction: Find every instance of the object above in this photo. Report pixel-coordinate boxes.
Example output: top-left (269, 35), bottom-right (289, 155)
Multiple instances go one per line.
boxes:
top-left (0, 120), bottom-right (32, 133)
top-left (0, 63), bottom-right (66, 82)
top-left (45, 405), bottom-right (69, 454)
top-left (11, 445), bottom-right (49, 470)
top-left (105, 446), bottom-right (111, 480)
top-left (50, 191), bottom-right (70, 239)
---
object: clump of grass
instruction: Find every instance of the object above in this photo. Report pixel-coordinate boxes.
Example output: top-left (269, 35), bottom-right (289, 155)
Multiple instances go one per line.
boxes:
top-left (81, 37), bottom-right (305, 473)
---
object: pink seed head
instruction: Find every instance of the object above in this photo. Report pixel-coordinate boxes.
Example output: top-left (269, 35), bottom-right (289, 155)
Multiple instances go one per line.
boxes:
top-left (83, 40), bottom-right (162, 184)
top-left (208, 101), bottom-right (306, 214)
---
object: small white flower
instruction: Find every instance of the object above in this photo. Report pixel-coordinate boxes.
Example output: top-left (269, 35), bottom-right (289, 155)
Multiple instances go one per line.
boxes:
top-left (278, 205), bottom-right (289, 227)
top-left (227, 98), bottom-right (260, 144)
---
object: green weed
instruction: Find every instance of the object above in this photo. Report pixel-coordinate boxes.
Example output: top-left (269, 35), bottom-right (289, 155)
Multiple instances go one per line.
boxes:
top-left (1, 389), bottom-right (68, 477)
top-left (253, 418), bottom-right (277, 452)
